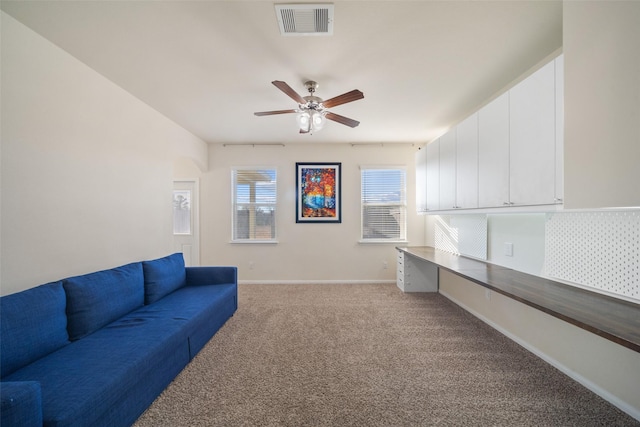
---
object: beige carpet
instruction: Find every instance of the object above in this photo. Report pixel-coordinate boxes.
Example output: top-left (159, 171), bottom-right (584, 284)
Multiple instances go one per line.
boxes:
top-left (134, 283), bottom-right (639, 426)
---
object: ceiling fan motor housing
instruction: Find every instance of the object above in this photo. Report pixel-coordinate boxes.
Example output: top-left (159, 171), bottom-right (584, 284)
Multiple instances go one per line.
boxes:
top-left (302, 81), bottom-right (323, 110)
top-left (302, 96), bottom-right (323, 110)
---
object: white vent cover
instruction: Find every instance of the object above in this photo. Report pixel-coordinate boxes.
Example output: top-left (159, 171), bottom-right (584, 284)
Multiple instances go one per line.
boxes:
top-left (275, 4), bottom-right (334, 36)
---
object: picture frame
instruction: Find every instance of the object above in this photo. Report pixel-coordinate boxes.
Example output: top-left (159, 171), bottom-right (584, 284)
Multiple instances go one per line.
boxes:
top-left (296, 162), bottom-right (341, 223)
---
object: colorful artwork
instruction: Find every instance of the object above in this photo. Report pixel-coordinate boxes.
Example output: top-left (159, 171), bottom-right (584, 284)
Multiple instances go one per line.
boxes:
top-left (296, 163), bottom-right (341, 223)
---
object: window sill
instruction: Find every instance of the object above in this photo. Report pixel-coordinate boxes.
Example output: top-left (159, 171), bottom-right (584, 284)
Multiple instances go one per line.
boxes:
top-left (230, 240), bottom-right (279, 244)
top-left (359, 239), bottom-right (408, 244)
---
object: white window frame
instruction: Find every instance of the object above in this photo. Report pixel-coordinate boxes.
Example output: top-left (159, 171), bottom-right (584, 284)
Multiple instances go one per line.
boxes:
top-left (231, 167), bottom-right (278, 243)
top-left (360, 166), bottom-right (408, 243)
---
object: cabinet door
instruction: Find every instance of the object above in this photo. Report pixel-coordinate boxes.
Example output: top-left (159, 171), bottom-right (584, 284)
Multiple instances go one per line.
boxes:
top-left (478, 92), bottom-right (510, 207)
top-left (438, 129), bottom-right (456, 210)
top-left (509, 60), bottom-right (556, 206)
top-left (415, 146), bottom-right (427, 213)
top-left (426, 139), bottom-right (439, 211)
top-left (554, 54), bottom-right (564, 203)
top-left (456, 113), bottom-right (479, 209)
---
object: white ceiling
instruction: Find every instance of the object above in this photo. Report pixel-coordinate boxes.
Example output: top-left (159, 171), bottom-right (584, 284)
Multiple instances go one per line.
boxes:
top-left (1, 1), bottom-right (562, 145)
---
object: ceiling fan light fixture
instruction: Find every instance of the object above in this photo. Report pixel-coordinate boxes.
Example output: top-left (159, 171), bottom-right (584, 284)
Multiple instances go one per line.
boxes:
top-left (297, 111), bottom-right (311, 132)
top-left (297, 109), bottom-right (325, 134)
top-left (311, 110), bottom-right (326, 131)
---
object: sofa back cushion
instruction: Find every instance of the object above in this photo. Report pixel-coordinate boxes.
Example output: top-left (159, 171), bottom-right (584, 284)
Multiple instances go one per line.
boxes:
top-left (64, 262), bottom-right (144, 341)
top-left (1, 282), bottom-right (70, 377)
top-left (142, 253), bottom-right (186, 304)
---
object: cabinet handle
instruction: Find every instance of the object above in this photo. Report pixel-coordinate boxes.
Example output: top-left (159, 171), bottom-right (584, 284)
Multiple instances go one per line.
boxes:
top-left (554, 198), bottom-right (563, 203)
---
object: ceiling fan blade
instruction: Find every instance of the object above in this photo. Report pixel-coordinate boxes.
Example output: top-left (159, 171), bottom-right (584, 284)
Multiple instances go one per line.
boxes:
top-left (254, 109), bottom-right (297, 116)
top-left (272, 81), bottom-right (306, 104)
top-left (322, 89), bottom-right (364, 108)
top-left (325, 112), bottom-right (360, 128)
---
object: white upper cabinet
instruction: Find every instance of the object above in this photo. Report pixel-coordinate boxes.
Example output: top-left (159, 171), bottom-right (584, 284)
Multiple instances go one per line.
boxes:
top-left (554, 55), bottom-right (564, 203)
top-left (509, 59), bottom-right (557, 206)
top-left (478, 92), bottom-right (510, 208)
top-left (425, 139), bottom-right (440, 211)
top-left (455, 112), bottom-right (479, 209)
top-left (420, 116), bottom-right (479, 212)
top-left (415, 146), bottom-right (427, 214)
top-left (438, 129), bottom-right (457, 210)
top-left (416, 54), bottom-right (564, 213)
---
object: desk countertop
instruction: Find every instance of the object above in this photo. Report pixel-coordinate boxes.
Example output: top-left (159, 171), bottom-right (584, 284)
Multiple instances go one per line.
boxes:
top-left (397, 246), bottom-right (640, 353)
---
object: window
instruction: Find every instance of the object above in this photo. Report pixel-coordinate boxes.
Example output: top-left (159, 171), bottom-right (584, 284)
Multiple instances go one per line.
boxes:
top-left (361, 167), bottom-right (407, 242)
top-left (173, 190), bottom-right (192, 235)
top-left (232, 168), bottom-right (277, 242)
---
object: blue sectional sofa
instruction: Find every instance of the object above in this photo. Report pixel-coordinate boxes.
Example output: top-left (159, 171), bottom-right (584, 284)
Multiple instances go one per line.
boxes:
top-left (0, 253), bottom-right (237, 427)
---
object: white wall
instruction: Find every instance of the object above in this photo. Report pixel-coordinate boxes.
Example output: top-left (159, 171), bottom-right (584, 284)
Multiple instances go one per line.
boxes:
top-left (563, 1), bottom-right (640, 209)
top-left (1, 12), bottom-right (208, 295)
top-left (425, 213), bottom-right (546, 276)
top-left (487, 214), bottom-right (546, 275)
top-left (201, 143), bottom-right (424, 283)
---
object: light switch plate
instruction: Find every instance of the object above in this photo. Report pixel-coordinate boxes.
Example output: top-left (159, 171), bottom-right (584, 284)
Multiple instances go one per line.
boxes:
top-left (504, 242), bottom-right (514, 257)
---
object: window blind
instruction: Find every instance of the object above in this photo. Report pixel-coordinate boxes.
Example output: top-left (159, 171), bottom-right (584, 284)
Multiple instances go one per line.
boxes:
top-left (232, 168), bottom-right (277, 241)
top-left (361, 167), bottom-right (407, 241)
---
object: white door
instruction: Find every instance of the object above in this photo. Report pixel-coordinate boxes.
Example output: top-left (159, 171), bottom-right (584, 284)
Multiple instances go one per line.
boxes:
top-left (173, 180), bottom-right (200, 266)
top-left (456, 112), bottom-right (479, 209)
top-left (478, 92), bottom-right (510, 208)
top-left (509, 60), bottom-right (556, 206)
top-left (438, 129), bottom-right (457, 210)
top-left (425, 139), bottom-right (440, 211)
top-left (554, 54), bottom-right (564, 203)
top-left (415, 147), bottom-right (427, 214)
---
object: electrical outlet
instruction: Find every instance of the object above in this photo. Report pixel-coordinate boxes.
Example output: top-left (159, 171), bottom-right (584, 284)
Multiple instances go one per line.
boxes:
top-left (249, 261), bottom-right (255, 270)
top-left (383, 261), bottom-right (388, 269)
top-left (485, 289), bottom-right (491, 301)
top-left (504, 242), bottom-right (514, 257)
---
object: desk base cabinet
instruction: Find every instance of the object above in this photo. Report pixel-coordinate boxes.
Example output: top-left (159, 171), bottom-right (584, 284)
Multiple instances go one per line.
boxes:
top-left (396, 250), bottom-right (438, 292)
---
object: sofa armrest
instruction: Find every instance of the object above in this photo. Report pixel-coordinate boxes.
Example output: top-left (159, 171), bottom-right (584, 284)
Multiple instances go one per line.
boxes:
top-left (185, 266), bottom-right (237, 287)
top-left (1, 381), bottom-right (43, 427)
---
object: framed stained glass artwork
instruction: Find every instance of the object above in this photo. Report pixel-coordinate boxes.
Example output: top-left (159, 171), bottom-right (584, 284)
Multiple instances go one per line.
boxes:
top-left (295, 162), bottom-right (341, 223)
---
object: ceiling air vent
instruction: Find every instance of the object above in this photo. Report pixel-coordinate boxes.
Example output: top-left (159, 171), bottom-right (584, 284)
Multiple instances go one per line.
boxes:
top-left (275, 4), bottom-right (334, 36)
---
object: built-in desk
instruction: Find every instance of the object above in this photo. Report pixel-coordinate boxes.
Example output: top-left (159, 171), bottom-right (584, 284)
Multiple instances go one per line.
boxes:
top-left (396, 246), bottom-right (640, 353)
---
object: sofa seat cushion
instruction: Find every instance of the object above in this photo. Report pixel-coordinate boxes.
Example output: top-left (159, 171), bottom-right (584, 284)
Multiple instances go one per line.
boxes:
top-left (4, 283), bottom-right (237, 427)
top-left (63, 262), bottom-right (144, 341)
top-left (1, 281), bottom-right (69, 377)
top-left (149, 283), bottom-right (238, 357)
top-left (142, 253), bottom-right (186, 304)
top-left (0, 381), bottom-right (42, 427)
top-left (4, 306), bottom-right (192, 427)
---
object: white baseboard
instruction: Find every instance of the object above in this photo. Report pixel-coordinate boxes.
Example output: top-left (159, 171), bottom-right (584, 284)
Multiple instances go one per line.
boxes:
top-left (238, 280), bottom-right (396, 285)
top-left (439, 289), bottom-right (640, 422)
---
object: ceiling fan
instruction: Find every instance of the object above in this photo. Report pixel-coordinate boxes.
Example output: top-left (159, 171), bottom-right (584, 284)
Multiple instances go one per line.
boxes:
top-left (254, 80), bottom-right (364, 134)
